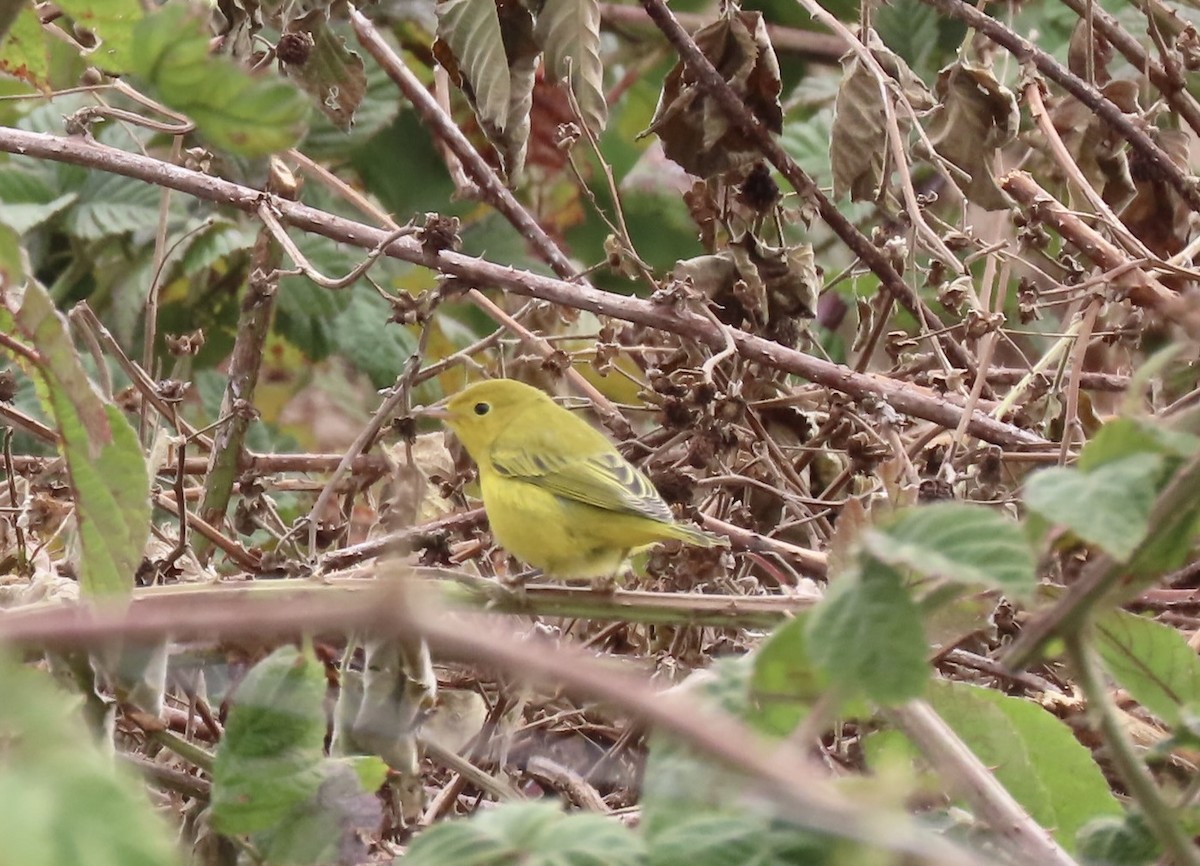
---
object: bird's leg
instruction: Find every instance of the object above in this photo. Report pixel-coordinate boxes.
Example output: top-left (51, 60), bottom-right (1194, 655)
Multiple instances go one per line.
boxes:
top-left (500, 564), bottom-right (539, 591)
top-left (591, 551), bottom-right (634, 594)
top-left (591, 572), bottom-right (618, 593)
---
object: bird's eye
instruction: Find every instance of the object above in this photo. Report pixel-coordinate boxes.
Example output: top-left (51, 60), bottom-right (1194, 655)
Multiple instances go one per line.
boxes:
top-left (473, 402), bottom-right (490, 416)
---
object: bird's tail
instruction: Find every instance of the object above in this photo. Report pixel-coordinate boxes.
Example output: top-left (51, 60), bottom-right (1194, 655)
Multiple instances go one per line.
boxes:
top-left (666, 520), bottom-right (730, 549)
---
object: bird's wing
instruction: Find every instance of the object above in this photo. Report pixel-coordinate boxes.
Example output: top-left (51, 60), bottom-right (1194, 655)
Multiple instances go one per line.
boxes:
top-left (489, 438), bottom-right (674, 523)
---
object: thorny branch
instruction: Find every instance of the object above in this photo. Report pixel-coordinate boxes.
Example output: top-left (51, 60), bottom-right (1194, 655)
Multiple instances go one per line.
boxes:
top-left (0, 127), bottom-right (1044, 448)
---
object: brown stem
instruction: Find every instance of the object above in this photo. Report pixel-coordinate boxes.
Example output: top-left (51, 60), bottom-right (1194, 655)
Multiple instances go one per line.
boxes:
top-left (1001, 172), bottom-right (1180, 316)
top-left (195, 197), bottom-right (286, 561)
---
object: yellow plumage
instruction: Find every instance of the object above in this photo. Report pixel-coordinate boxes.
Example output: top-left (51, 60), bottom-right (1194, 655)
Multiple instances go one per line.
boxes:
top-left (436, 379), bottom-right (725, 579)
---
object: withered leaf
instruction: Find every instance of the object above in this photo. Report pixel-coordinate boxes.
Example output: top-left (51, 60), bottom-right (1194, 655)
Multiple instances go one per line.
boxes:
top-left (1044, 78), bottom-right (1137, 213)
top-left (1123, 128), bottom-right (1192, 260)
top-left (534, 0), bottom-right (608, 138)
top-left (831, 51), bottom-right (887, 201)
top-left (282, 9), bottom-right (366, 132)
top-left (436, 0), bottom-right (538, 181)
top-left (641, 11), bottom-right (782, 178)
top-left (832, 32), bottom-right (932, 202)
top-left (1067, 15), bottom-right (1113, 86)
top-left (924, 59), bottom-right (1018, 211)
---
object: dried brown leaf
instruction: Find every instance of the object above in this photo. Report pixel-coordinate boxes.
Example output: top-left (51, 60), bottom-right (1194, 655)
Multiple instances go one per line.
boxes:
top-left (642, 11), bottom-right (782, 178)
top-left (925, 59), bottom-right (1018, 211)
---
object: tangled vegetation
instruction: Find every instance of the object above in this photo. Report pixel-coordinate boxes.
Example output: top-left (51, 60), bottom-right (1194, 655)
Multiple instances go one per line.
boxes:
top-left (2, 0), bottom-right (1200, 864)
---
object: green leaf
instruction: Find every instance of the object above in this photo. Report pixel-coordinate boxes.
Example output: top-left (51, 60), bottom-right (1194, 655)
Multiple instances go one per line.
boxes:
top-left (0, 192), bottom-right (77, 234)
top-left (748, 613), bottom-right (827, 736)
top-left (864, 502), bottom-right (1035, 595)
top-left (534, 0), bottom-right (608, 136)
top-left (211, 647), bottom-right (328, 836)
top-left (874, 0), bottom-right (944, 76)
top-left (1076, 813), bottom-right (1160, 866)
top-left (0, 654), bottom-right (178, 866)
top-left (1078, 417), bottom-right (1199, 471)
top-left (806, 558), bottom-right (928, 704)
top-left (0, 163), bottom-right (55, 201)
top-left (63, 170), bottom-right (162, 240)
top-left (129, 4), bottom-right (309, 156)
top-left (256, 763), bottom-right (382, 866)
top-left (56, 0), bottom-right (143, 73)
top-left (0, 7), bottom-right (51, 91)
top-left (401, 801), bottom-right (643, 866)
top-left (276, 237), bottom-right (357, 359)
top-left (0, 164), bottom-right (79, 233)
top-left (861, 728), bottom-right (922, 772)
top-left (1023, 453), bottom-right (1164, 561)
top-left (639, 662), bottom-right (758, 834)
top-left (927, 680), bottom-right (1122, 850)
top-left (177, 220), bottom-right (254, 277)
top-left (4, 281), bottom-right (149, 598)
top-left (1094, 609), bottom-right (1200, 725)
top-left (330, 288), bottom-right (417, 389)
top-left (781, 105), bottom-right (837, 187)
top-left (646, 811), bottom-right (838, 866)
top-left (0, 222), bottom-right (27, 288)
top-left (341, 755), bottom-right (389, 792)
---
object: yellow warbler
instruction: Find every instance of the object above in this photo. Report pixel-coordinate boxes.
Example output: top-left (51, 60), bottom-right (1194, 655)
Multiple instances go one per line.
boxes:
top-left (434, 379), bottom-right (726, 579)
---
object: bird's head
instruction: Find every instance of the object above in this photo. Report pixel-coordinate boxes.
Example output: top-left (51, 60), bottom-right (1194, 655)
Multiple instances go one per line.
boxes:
top-left (433, 378), bottom-right (551, 457)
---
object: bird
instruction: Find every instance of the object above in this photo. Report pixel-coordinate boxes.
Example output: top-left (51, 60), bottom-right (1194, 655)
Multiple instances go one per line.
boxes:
top-left (430, 378), bottom-right (726, 580)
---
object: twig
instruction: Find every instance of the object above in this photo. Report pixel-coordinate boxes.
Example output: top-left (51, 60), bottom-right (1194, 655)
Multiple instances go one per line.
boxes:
top-left (1000, 172), bottom-right (1181, 318)
top-left (304, 361), bottom-right (417, 557)
top-left (0, 581), bottom-right (1002, 866)
top-left (436, 574), bottom-right (822, 627)
top-left (141, 135), bottom-right (183, 442)
top-left (794, 0), bottom-right (962, 273)
top-left (888, 700), bottom-right (1079, 866)
top-left (2, 429), bottom-right (28, 570)
top-left (195, 190), bottom-right (289, 561)
top-left (948, 257), bottom-right (1005, 462)
top-left (152, 492), bottom-right (260, 573)
top-left (283, 56), bottom-right (631, 437)
top-left (525, 754), bottom-right (609, 812)
top-left (1004, 440), bottom-right (1200, 669)
top-left (1059, 299), bottom-right (1101, 464)
top-left (598, 3), bottom-right (847, 61)
top-left (68, 303), bottom-right (212, 449)
top-left (700, 513), bottom-right (828, 577)
top-left (420, 735), bottom-right (525, 802)
top-left (348, 9), bottom-right (578, 281)
top-left (1022, 80), bottom-right (1155, 262)
top-left (260, 210), bottom-right (417, 289)
top-left (465, 289), bottom-right (634, 440)
top-left (0, 402), bottom-right (57, 444)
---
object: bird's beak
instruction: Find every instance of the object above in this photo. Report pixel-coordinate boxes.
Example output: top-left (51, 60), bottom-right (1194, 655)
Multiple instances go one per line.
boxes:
top-left (416, 403), bottom-right (451, 421)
